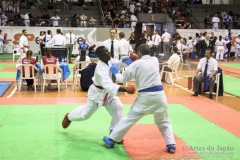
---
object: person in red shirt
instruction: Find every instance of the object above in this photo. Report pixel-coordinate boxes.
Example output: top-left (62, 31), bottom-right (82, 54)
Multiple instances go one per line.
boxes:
top-left (41, 48), bottom-right (60, 89)
top-left (21, 50), bottom-right (37, 90)
top-left (41, 48), bottom-right (57, 65)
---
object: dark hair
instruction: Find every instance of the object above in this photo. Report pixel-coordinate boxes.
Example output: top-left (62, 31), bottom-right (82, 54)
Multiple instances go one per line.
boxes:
top-left (80, 50), bottom-right (86, 61)
top-left (46, 48), bottom-right (52, 58)
top-left (173, 47), bottom-right (178, 53)
top-left (56, 29), bottom-right (61, 34)
top-left (137, 44), bottom-right (150, 55)
top-left (219, 35), bottom-right (222, 41)
top-left (109, 28), bottom-right (117, 33)
top-left (26, 50), bottom-right (33, 59)
top-left (206, 48), bottom-right (212, 53)
top-left (119, 32), bottom-right (125, 38)
top-left (95, 46), bottom-right (106, 57)
top-left (22, 29), bottom-right (26, 34)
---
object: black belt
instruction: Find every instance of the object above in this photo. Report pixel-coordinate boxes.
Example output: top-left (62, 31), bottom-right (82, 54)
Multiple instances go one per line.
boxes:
top-left (54, 45), bottom-right (62, 46)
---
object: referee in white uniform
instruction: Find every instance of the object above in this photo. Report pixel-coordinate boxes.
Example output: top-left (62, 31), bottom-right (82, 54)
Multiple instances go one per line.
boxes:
top-left (49, 29), bottom-right (66, 47)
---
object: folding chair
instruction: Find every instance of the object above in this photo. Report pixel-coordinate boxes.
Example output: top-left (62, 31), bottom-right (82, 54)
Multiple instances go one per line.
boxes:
top-left (17, 64), bottom-right (39, 92)
top-left (160, 60), bottom-right (180, 84)
top-left (72, 61), bottom-right (90, 90)
top-left (42, 64), bottom-right (62, 92)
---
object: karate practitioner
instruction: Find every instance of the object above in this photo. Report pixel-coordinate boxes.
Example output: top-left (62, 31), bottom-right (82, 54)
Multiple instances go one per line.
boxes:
top-left (19, 29), bottom-right (30, 59)
top-left (62, 46), bottom-right (135, 133)
top-left (103, 44), bottom-right (176, 153)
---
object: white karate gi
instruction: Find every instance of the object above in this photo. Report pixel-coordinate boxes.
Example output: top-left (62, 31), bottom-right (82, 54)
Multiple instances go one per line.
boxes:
top-left (19, 35), bottom-right (29, 59)
top-left (68, 58), bottom-right (127, 131)
top-left (109, 55), bottom-right (176, 145)
top-left (215, 40), bottom-right (226, 60)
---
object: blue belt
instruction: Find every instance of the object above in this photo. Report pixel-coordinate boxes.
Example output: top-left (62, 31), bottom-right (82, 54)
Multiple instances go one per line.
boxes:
top-left (138, 85), bottom-right (163, 92)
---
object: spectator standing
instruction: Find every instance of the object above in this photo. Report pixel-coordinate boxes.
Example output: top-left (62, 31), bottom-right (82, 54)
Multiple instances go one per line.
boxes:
top-left (65, 28), bottom-right (76, 63)
top-left (39, 31), bottom-right (45, 56)
top-left (198, 33), bottom-right (211, 58)
top-left (44, 30), bottom-right (52, 48)
top-left (80, 12), bottom-right (87, 27)
top-left (161, 29), bottom-right (171, 59)
top-left (130, 13), bottom-right (138, 33)
top-left (13, 0), bottom-right (20, 13)
top-left (50, 13), bottom-right (61, 27)
top-left (0, 12), bottom-right (8, 26)
top-left (128, 32), bottom-right (136, 51)
top-left (63, 0), bottom-right (69, 12)
top-left (0, 30), bottom-right (3, 54)
top-left (23, 11), bottom-right (30, 26)
top-left (119, 31), bottom-right (132, 56)
top-left (235, 35), bottom-right (240, 58)
top-left (204, 14), bottom-right (211, 29)
top-left (151, 30), bottom-right (161, 60)
top-left (129, 2), bottom-right (135, 15)
top-left (212, 14), bottom-right (220, 30)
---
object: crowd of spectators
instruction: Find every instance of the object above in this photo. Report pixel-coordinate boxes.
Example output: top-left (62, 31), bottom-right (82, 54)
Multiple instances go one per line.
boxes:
top-left (101, 0), bottom-right (181, 29)
top-left (204, 10), bottom-right (240, 29)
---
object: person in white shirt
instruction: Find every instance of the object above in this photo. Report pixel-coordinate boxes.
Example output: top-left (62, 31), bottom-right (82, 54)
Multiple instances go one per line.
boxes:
top-left (119, 32), bottom-right (133, 56)
top-left (0, 12), bottom-right (8, 26)
top-left (65, 28), bottom-right (76, 63)
top-left (161, 29), bottom-right (171, 59)
top-left (176, 37), bottom-right (188, 63)
top-left (212, 14), bottom-right (220, 30)
top-left (0, 30), bottom-right (3, 54)
top-left (103, 28), bottom-right (125, 60)
top-left (50, 13), bottom-right (61, 27)
top-left (192, 48), bottom-right (218, 99)
top-left (24, 11), bottom-right (30, 26)
top-left (186, 36), bottom-right (194, 55)
top-left (160, 47), bottom-right (180, 82)
top-left (19, 29), bottom-right (30, 59)
top-left (49, 29), bottom-right (66, 47)
top-left (235, 35), bottom-right (240, 58)
top-left (44, 30), bottom-right (52, 48)
top-left (2, 1), bottom-right (6, 12)
top-left (74, 50), bottom-right (91, 65)
top-left (215, 35), bottom-right (226, 61)
top-left (130, 13), bottom-right (138, 33)
top-left (151, 30), bottom-right (161, 60)
top-left (80, 12), bottom-right (87, 27)
top-left (129, 2), bottom-right (135, 15)
top-left (146, 35), bottom-right (153, 49)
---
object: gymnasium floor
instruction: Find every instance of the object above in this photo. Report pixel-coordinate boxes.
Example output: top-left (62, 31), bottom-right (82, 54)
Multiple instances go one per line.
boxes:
top-left (0, 56), bottom-right (240, 160)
